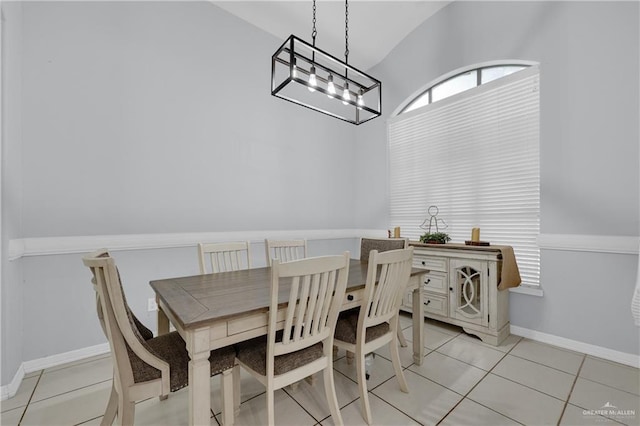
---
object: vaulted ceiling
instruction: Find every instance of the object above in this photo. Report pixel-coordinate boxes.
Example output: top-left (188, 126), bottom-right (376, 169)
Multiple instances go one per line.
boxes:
top-left (213, 1), bottom-right (451, 70)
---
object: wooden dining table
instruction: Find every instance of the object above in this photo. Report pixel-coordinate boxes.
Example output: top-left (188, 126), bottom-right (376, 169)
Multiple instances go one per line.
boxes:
top-left (150, 258), bottom-right (426, 426)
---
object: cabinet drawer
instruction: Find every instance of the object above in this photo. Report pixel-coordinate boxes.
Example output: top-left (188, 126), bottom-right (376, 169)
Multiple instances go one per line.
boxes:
top-left (423, 293), bottom-right (448, 317)
top-left (414, 256), bottom-right (447, 272)
top-left (422, 272), bottom-right (447, 294)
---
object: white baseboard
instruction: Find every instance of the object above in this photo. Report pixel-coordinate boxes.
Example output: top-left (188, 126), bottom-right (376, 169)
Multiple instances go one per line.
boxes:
top-left (0, 364), bottom-right (24, 402)
top-left (22, 343), bottom-right (111, 374)
top-left (1, 343), bottom-right (110, 401)
top-left (511, 325), bottom-right (640, 368)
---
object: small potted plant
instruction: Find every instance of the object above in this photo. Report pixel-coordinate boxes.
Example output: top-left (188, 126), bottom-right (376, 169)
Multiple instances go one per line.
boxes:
top-left (419, 232), bottom-right (451, 244)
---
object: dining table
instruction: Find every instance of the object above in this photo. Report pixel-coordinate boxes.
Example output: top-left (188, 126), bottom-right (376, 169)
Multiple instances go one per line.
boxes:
top-left (150, 258), bottom-right (426, 426)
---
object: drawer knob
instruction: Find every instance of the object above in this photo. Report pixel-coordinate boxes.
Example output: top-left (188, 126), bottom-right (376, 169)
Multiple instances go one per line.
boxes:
top-left (424, 300), bottom-right (431, 306)
top-left (421, 261), bottom-right (426, 266)
top-left (424, 278), bottom-right (431, 285)
top-left (449, 287), bottom-right (454, 292)
top-left (347, 294), bottom-right (354, 301)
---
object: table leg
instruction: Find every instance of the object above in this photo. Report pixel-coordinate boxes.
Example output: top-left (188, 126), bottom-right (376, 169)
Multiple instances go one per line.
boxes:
top-left (157, 296), bottom-right (170, 336)
top-left (411, 275), bottom-right (424, 365)
top-left (187, 327), bottom-right (212, 426)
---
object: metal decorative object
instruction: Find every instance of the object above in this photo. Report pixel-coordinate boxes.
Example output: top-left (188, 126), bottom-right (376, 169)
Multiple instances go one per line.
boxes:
top-left (420, 205), bottom-right (448, 234)
top-left (271, 0), bottom-right (382, 125)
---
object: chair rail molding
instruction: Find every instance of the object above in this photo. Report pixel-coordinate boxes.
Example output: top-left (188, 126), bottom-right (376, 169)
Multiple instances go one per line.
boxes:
top-left (537, 233), bottom-right (639, 255)
top-left (7, 229), bottom-right (387, 260)
top-left (10, 232), bottom-right (639, 260)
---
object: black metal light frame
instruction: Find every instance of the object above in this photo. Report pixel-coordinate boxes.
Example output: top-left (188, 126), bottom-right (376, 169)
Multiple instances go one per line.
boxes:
top-left (271, 35), bottom-right (382, 125)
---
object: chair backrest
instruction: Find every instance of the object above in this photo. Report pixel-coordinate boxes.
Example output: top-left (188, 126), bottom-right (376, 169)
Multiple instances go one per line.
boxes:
top-left (83, 250), bottom-right (169, 393)
top-left (359, 248), bottom-right (414, 330)
top-left (267, 253), bottom-right (350, 365)
top-left (198, 241), bottom-right (252, 274)
top-left (265, 239), bottom-right (308, 266)
top-left (360, 237), bottom-right (408, 262)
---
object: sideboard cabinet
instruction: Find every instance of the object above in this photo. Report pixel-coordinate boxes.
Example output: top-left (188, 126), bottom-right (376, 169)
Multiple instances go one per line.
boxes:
top-left (402, 243), bottom-right (511, 345)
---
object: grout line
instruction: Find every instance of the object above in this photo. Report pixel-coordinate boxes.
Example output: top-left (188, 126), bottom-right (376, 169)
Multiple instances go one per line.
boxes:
top-left (557, 353), bottom-right (586, 425)
top-left (17, 370), bottom-right (43, 426)
top-left (435, 333), bottom-right (524, 425)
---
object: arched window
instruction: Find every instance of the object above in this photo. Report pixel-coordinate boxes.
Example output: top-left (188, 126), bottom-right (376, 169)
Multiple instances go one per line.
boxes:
top-left (400, 65), bottom-right (528, 114)
top-left (389, 63), bottom-right (540, 289)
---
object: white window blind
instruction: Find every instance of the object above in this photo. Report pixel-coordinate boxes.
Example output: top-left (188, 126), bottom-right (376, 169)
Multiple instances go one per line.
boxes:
top-left (388, 66), bottom-right (540, 287)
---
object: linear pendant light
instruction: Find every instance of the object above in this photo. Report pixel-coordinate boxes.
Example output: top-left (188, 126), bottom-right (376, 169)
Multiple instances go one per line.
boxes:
top-left (271, 0), bottom-right (382, 125)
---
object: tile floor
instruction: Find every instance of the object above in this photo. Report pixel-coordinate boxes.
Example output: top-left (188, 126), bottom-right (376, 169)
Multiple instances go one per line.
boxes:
top-left (2, 315), bottom-right (639, 425)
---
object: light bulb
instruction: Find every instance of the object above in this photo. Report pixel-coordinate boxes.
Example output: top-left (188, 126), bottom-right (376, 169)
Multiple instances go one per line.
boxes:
top-left (342, 82), bottom-right (351, 105)
top-left (308, 66), bottom-right (317, 92)
top-left (292, 58), bottom-right (298, 79)
top-left (357, 90), bottom-right (365, 109)
top-left (327, 74), bottom-right (336, 98)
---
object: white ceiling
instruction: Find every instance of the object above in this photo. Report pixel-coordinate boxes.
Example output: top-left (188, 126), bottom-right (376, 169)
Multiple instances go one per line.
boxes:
top-left (212, 1), bottom-right (451, 71)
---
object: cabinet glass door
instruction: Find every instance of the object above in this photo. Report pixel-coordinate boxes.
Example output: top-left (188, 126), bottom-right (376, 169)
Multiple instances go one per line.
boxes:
top-left (450, 259), bottom-right (488, 326)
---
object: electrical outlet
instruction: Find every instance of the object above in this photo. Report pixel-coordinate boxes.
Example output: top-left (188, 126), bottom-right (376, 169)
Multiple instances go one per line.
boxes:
top-left (147, 298), bottom-right (158, 312)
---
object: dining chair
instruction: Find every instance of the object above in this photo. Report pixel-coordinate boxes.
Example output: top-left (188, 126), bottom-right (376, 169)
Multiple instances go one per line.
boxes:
top-left (264, 238), bottom-right (307, 266)
top-left (333, 247), bottom-right (413, 425)
top-left (359, 237), bottom-right (410, 348)
top-left (235, 253), bottom-right (350, 426)
top-left (83, 249), bottom-right (237, 426)
top-left (198, 241), bottom-right (252, 274)
top-left (359, 237), bottom-right (408, 261)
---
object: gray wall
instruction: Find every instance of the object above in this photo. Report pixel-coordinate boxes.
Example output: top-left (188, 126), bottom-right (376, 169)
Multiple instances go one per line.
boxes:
top-left (3, 0), bottom-right (359, 384)
top-left (355, 1), bottom-right (640, 354)
top-left (1, 1), bottom-right (24, 387)
top-left (3, 0), bottom-right (639, 387)
top-left (20, 1), bottom-right (357, 238)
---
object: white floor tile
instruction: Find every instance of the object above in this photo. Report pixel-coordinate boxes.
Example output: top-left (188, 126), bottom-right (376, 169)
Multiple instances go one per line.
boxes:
top-left (457, 332), bottom-right (522, 353)
top-left (218, 388), bottom-right (317, 426)
top-left (408, 351), bottom-right (486, 395)
top-left (510, 339), bottom-right (584, 375)
top-left (436, 336), bottom-right (506, 371)
top-left (580, 356), bottom-right (640, 396)
top-left (31, 356), bottom-right (113, 403)
top-left (492, 354), bottom-right (576, 400)
top-left (424, 318), bottom-right (463, 336)
top-left (211, 368), bottom-right (266, 414)
top-left (333, 353), bottom-right (397, 391)
top-left (135, 387), bottom-right (212, 425)
top-left (439, 398), bottom-right (520, 426)
top-left (1, 375), bottom-right (39, 412)
top-left (569, 378), bottom-right (640, 426)
top-left (398, 312), bottom-right (414, 330)
top-left (44, 352), bottom-right (110, 373)
top-left (330, 393), bottom-right (421, 426)
top-left (468, 373), bottom-right (565, 425)
top-left (559, 403), bottom-right (625, 425)
top-left (404, 325), bottom-right (458, 350)
top-left (373, 338), bottom-right (419, 368)
top-left (283, 368), bottom-right (359, 421)
top-left (0, 407), bottom-right (24, 426)
top-left (20, 380), bottom-right (112, 426)
top-left (24, 370), bottom-right (42, 379)
top-left (372, 369), bottom-right (462, 425)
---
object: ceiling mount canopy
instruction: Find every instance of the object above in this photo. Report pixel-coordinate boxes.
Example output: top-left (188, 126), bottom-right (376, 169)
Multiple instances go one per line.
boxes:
top-left (271, 0), bottom-right (382, 125)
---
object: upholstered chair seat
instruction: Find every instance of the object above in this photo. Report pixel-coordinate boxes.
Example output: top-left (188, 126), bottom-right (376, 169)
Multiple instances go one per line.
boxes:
top-left (333, 308), bottom-right (390, 345)
top-left (236, 333), bottom-right (323, 376)
top-left (129, 331), bottom-right (236, 392)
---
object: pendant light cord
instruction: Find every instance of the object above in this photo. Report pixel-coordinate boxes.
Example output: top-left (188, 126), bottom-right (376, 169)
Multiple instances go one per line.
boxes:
top-left (311, 0), bottom-right (317, 47)
top-left (344, 0), bottom-right (349, 64)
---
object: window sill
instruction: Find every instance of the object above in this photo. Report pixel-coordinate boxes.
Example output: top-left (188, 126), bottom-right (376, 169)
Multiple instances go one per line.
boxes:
top-left (509, 286), bottom-right (544, 297)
